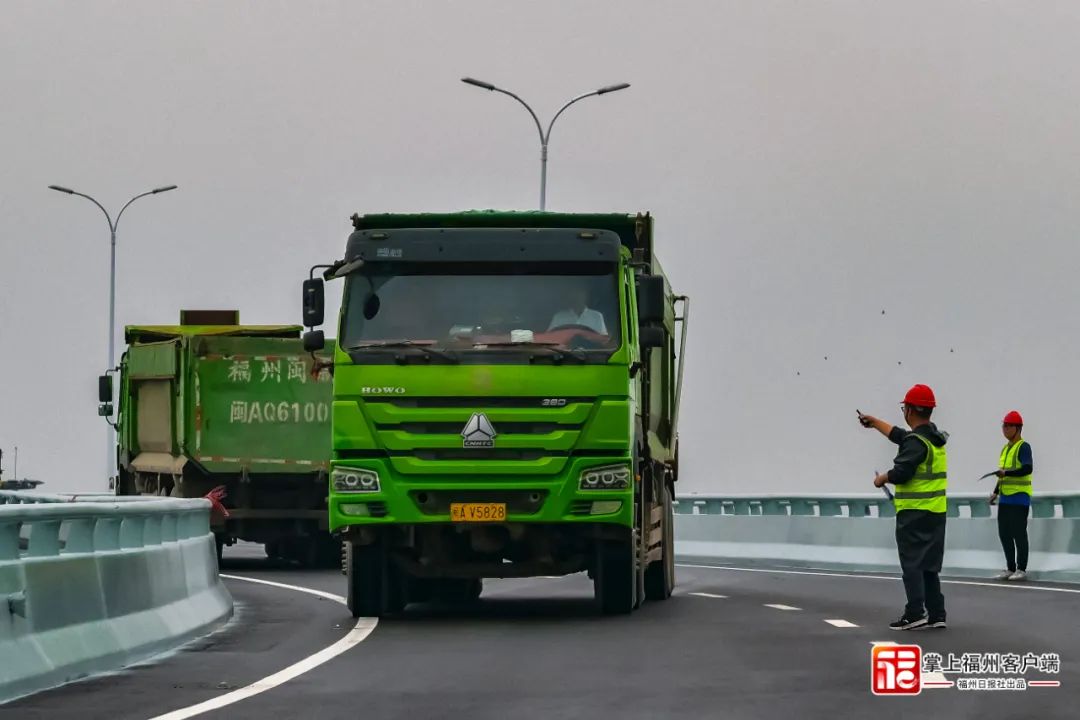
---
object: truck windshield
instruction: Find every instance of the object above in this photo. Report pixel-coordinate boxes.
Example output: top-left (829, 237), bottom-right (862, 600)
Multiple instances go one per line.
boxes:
top-left (341, 262), bottom-right (621, 362)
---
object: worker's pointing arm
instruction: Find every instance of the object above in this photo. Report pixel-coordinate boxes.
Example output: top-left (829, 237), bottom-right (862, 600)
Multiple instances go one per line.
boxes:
top-left (858, 413), bottom-right (894, 438)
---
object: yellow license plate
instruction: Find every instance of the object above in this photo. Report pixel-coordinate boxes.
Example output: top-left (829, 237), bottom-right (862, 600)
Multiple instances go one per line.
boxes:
top-left (450, 502), bottom-right (507, 522)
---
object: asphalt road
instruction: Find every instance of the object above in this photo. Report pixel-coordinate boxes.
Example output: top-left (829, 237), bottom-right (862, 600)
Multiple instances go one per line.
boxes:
top-left (4, 544), bottom-right (1077, 720)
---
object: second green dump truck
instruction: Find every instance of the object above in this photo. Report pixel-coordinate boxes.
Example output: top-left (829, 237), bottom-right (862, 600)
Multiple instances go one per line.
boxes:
top-left (302, 211), bottom-right (688, 615)
top-left (99, 312), bottom-right (339, 565)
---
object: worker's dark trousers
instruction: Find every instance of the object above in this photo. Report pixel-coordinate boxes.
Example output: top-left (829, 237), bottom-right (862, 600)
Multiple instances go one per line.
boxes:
top-left (998, 503), bottom-right (1030, 572)
top-left (902, 570), bottom-right (944, 620)
top-left (896, 510), bottom-right (947, 619)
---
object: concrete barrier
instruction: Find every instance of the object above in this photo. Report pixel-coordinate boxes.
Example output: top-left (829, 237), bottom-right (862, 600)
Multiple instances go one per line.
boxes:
top-left (674, 492), bottom-right (1080, 583)
top-left (0, 492), bottom-right (233, 704)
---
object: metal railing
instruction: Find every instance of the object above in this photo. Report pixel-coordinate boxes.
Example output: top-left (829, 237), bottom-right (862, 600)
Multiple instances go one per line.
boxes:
top-left (0, 490), bottom-right (230, 704)
top-left (0, 491), bottom-right (211, 559)
top-left (674, 492), bottom-right (1080, 519)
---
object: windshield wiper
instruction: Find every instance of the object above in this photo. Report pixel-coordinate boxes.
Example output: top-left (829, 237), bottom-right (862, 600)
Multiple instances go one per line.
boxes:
top-left (345, 340), bottom-right (459, 363)
top-left (474, 341), bottom-right (587, 363)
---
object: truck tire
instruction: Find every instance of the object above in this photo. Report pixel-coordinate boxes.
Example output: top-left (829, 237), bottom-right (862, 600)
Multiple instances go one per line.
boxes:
top-left (345, 540), bottom-right (404, 618)
top-left (314, 534), bottom-right (343, 569)
top-left (265, 541), bottom-right (283, 560)
top-left (594, 530), bottom-right (636, 614)
top-left (644, 481), bottom-right (675, 601)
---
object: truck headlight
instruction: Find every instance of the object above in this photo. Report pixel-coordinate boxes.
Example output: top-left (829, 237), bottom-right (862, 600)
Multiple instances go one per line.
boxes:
top-left (332, 467), bottom-right (380, 493)
top-left (579, 464), bottom-right (631, 490)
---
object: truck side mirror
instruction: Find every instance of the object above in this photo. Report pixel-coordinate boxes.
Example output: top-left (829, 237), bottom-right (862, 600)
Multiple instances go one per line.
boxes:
top-left (636, 276), bottom-right (667, 324)
top-left (303, 278), bottom-right (325, 327)
top-left (303, 330), bottom-right (325, 352)
top-left (639, 325), bottom-right (667, 351)
top-left (98, 374), bottom-right (113, 403)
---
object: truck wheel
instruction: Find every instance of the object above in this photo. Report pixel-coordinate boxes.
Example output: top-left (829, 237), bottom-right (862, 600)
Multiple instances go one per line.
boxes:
top-left (466, 578), bottom-right (483, 601)
top-left (302, 538), bottom-right (320, 568)
top-left (594, 530), bottom-right (636, 614)
top-left (265, 541), bottom-right (283, 560)
top-left (644, 481), bottom-right (675, 601)
top-left (315, 534), bottom-right (343, 569)
top-left (345, 540), bottom-right (403, 618)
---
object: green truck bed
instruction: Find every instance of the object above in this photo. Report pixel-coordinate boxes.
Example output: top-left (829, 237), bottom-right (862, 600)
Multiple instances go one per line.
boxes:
top-left (112, 323), bottom-right (339, 564)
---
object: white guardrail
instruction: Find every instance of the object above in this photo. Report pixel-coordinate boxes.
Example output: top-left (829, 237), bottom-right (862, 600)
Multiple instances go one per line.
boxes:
top-left (0, 491), bottom-right (233, 704)
top-left (673, 492), bottom-right (1080, 583)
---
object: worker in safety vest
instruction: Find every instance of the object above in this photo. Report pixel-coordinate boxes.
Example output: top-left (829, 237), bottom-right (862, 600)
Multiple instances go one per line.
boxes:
top-left (859, 384), bottom-right (948, 630)
top-left (991, 410), bottom-right (1032, 582)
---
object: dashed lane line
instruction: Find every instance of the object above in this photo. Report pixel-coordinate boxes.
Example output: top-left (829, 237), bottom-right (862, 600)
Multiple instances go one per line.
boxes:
top-left (688, 592), bottom-right (728, 599)
top-left (824, 619), bottom-right (858, 628)
top-left (147, 575), bottom-right (377, 720)
top-left (764, 603), bottom-right (801, 611)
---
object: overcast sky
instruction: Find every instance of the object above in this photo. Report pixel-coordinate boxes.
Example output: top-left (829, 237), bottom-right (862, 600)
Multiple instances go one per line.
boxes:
top-left (3, 1), bottom-right (1079, 495)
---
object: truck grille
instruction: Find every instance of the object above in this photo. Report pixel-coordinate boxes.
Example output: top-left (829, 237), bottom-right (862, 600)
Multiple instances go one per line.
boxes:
top-left (376, 397), bottom-right (594, 409)
top-left (386, 422), bottom-right (568, 435)
top-left (413, 450), bottom-right (549, 462)
top-left (361, 397), bottom-right (596, 476)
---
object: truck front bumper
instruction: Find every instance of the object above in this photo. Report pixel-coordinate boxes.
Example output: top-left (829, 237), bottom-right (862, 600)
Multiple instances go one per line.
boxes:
top-left (327, 456), bottom-right (634, 532)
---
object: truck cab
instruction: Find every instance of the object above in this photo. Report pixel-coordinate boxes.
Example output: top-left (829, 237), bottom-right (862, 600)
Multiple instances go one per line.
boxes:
top-left (303, 211), bottom-right (687, 615)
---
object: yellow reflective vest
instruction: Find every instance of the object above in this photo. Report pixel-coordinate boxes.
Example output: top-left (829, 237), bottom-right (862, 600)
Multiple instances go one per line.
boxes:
top-left (894, 434), bottom-right (948, 514)
top-left (998, 441), bottom-right (1032, 497)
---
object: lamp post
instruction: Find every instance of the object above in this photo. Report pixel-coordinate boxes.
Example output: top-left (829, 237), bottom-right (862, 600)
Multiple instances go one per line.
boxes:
top-left (48, 184), bottom-right (178, 485)
top-left (461, 78), bottom-right (630, 210)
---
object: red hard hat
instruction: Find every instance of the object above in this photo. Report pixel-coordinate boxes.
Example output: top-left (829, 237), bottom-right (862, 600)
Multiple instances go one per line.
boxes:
top-left (902, 384), bottom-right (937, 408)
top-left (1003, 410), bottom-right (1023, 426)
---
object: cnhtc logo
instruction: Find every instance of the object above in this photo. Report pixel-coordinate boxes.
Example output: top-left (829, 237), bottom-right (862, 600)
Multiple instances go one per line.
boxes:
top-left (461, 413), bottom-right (497, 449)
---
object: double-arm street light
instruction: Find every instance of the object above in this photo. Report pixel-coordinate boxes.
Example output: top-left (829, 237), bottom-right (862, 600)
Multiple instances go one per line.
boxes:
top-left (460, 77), bottom-right (630, 210)
top-left (48, 183), bottom-right (178, 484)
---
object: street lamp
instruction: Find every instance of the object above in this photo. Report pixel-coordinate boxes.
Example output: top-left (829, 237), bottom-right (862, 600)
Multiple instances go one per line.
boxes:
top-left (48, 183), bottom-right (178, 486)
top-left (461, 77), bottom-right (630, 210)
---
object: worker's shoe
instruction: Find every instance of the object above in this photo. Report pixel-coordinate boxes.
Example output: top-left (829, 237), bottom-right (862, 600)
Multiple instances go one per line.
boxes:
top-left (925, 616), bottom-right (947, 629)
top-left (993, 570), bottom-right (1013, 580)
top-left (1007, 570), bottom-right (1028, 582)
top-left (889, 613), bottom-right (928, 630)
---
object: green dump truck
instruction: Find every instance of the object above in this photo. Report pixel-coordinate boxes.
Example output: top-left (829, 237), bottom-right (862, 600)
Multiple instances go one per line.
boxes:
top-left (98, 312), bottom-right (339, 565)
top-left (301, 211), bottom-right (688, 615)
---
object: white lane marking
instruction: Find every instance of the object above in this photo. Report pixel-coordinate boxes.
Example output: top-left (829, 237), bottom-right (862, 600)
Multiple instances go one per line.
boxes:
top-left (677, 563), bottom-right (1080, 594)
top-left (219, 574), bottom-right (347, 604)
top-left (824, 619), bottom-right (858, 628)
top-left (689, 592), bottom-right (728, 599)
top-left (148, 575), bottom-right (377, 720)
top-left (764, 603), bottom-right (801, 611)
